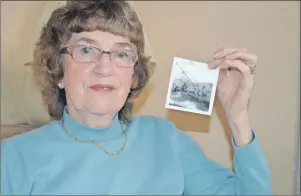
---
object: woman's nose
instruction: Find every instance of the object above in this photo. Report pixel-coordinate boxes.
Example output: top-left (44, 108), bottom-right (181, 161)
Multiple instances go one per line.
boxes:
top-left (93, 53), bottom-right (114, 76)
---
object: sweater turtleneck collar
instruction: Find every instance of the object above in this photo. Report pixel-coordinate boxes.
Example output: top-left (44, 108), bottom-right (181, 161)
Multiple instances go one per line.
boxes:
top-left (60, 106), bottom-right (123, 142)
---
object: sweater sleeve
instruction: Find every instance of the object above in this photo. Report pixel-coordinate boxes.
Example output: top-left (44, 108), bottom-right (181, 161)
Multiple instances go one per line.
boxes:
top-left (174, 128), bottom-right (273, 195)
top-left (1, 139), bottom-right (31, 195)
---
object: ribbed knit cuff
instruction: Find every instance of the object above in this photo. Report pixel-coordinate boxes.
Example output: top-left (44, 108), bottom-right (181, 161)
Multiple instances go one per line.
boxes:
top-left (231, 129), bottom-right (265, 167)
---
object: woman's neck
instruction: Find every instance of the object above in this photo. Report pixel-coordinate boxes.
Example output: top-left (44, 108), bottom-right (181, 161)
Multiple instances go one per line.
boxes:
top-left (66, 107), bottom-right (116, 128)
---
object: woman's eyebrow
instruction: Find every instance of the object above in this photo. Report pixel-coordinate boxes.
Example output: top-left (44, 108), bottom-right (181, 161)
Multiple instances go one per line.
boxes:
top-left (71, 38), bottom-right (136, 51)
top-left (73, 37), bottom-right (98, 45)
top-left (114, 42), bottom-right (136, 51)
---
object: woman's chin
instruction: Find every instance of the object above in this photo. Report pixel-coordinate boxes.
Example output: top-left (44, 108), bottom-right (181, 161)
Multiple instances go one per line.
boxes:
top-left (82, 97), bottom-right (127, 115)
top-left (85, 104), bottom-right (122, 116)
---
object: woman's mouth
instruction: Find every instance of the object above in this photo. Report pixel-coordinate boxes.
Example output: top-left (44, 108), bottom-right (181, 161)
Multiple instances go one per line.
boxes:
top-left (89, 84), bottom-right (115, 92)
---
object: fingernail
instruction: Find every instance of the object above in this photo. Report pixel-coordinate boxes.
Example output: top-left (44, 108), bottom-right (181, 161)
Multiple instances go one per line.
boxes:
top-left (213, 53), bottom-right (220, 59)
top-left (207, 63), bottom-right (212, 68)
top-left (225, 55), bottom-right (231, 59)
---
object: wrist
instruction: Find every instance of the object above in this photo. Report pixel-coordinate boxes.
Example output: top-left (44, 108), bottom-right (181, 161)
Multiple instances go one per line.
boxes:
top-left (227, 112), bottom-right (253, 146)
top-left (231, 125), bottom-right (253, 146)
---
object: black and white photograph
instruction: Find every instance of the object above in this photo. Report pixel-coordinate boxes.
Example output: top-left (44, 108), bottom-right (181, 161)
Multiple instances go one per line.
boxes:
top-left (165, 57), bottom-right (220, 116)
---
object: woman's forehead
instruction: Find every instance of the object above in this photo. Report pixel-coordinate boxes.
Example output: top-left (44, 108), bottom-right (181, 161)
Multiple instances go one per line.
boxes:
top-left (68, 31), bottom-right (135, 50)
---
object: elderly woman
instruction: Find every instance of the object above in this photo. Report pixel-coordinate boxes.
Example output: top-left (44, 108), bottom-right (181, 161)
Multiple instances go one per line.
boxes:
top-left (1, 1), bottom-right (272, 195)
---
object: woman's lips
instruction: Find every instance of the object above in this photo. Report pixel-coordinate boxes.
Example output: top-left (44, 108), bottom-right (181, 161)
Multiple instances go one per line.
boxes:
top-left (89, 84), bottom-right (115, 92)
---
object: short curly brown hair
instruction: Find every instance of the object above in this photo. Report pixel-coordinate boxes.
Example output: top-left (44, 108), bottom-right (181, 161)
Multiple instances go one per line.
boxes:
top-left (32, 0), bottom-right (152, 123)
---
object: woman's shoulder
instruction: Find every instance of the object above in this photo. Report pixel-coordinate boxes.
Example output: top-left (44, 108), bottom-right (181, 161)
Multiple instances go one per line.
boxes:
top-left (130, 115), bottom-right (202, 154)
top-left (131, 114), bottom-right (170, 123)
top-left (131, 115), bottom-right (177, 130)
top-left (130, 115), bottom-right (191, 140)
top-left (1, 120), bottom-right (62, 147)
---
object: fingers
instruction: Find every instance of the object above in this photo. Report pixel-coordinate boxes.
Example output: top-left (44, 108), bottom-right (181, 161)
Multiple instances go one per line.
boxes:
top-left (207, 58), bottom-right (226, 69)
top-left (213, 46), bottom-right (247, 60)
top-left (208, 46), bottom-right (257, 71)
top-left (224, 59), bottom-right (251, 75)
top-left (225, 51), bottom-right (257, 66)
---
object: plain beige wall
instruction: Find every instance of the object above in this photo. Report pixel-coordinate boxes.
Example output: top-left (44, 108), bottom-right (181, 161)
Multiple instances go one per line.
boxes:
top-left (1, 1), bottom-right (65, 124)
top-left (1, 1), bottom-right (299, 195)
top-left (1, 1), bottom-right (47, 124)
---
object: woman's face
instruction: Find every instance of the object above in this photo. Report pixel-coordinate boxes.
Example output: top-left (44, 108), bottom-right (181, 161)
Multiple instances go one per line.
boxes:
top-left (60, 30), bottom-right (136, 117)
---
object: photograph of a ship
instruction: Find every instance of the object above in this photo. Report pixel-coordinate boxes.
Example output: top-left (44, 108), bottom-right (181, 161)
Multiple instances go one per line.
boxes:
top-left (165, 57), bottom-right (219, 116)
top-left (169, 67), bottom-right (213, 112)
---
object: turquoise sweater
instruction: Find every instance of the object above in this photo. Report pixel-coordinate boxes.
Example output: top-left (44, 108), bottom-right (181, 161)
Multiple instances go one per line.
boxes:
top-left (1, 108), bottom-right (273, 195)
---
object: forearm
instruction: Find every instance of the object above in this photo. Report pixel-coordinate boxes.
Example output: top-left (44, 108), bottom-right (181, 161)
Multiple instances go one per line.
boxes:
top-left (225, 112), bottom-right (273, 194)
top-left (226, 111), bottom-right (253, 146)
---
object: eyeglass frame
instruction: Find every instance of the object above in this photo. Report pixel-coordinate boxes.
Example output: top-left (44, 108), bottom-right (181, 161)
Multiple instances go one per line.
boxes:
top-left (60, 45), bottom-right (138, 68)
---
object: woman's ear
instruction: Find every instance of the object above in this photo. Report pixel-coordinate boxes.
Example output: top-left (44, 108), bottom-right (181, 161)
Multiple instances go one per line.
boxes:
top-left (131, 73), bottom-right (138, 91)
top-left (58, 80), bottom-right (65, 89)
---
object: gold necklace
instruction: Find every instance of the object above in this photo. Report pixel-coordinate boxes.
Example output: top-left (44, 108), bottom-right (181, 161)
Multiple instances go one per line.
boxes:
top-left (61, 118), bottom-right (127, 156)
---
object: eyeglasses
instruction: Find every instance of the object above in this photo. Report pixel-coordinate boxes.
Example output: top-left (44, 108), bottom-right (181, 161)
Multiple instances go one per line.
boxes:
top-left (60, 45), bottom-right (138, 68)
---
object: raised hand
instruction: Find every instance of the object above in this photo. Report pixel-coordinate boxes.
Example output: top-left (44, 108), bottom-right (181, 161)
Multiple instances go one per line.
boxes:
top-left (208, 46), bottom-right (257, 146)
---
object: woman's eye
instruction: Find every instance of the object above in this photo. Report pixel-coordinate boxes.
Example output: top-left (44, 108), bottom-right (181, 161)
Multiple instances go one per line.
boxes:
top-left (80, 47), bottom-right (92, 54)
top-left (117, 51), bottom-right (129, 58)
